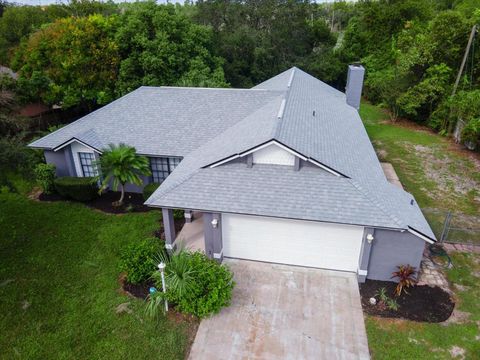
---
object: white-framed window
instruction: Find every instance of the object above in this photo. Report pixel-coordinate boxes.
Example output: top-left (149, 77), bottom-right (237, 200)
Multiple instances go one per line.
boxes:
top-left (78, 152), bottom-right (97, 177)
top-left (150, 157), bottom-right (182, 183)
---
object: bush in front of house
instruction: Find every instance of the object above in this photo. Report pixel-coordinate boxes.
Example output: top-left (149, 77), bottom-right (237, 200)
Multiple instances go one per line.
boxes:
top-left (152, 250), bottom-right (235, 318)
top-left (143, 182), bottom-right (160, 201)
top-left (54, 176), bottom-right (98, 201)
top-left (173, 209), bottom-right (184, 221)
top-left (120, 237), bottom-right (163, 284)
top-left (34, 163), bottom-right (56, 194)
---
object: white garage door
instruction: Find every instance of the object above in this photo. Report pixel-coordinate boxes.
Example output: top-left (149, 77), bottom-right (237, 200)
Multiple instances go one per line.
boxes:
top-left (222, 214), bottom-right (364, 272)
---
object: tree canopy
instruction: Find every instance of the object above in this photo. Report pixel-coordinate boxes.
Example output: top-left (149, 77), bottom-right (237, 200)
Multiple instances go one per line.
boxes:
top-left (0, 0), bottom-right (478, 146)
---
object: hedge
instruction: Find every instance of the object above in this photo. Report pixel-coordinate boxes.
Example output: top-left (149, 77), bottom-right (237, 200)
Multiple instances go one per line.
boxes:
top-left (54, 177), bottom-right (98, 202)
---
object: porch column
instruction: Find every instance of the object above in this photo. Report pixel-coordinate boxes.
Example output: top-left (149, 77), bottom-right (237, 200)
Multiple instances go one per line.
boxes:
top-left (203, 213), bottom-right (223, 262)
top-left (162, 208), bottom-right (176, 252)
top-left (358, 228), bottom-right (375, 282)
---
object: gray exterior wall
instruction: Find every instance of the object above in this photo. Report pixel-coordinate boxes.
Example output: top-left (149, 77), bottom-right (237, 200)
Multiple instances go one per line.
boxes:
top-left (203, 212), bottom-right (223, 261)
top-left (367, 229), bottom-right (425, 282)
top-left (44, 148), bottom-right (76, 177)
top-left (45, 147), bottom-right (151, 193)
top-left (124, 175), bottom-right (151, 193)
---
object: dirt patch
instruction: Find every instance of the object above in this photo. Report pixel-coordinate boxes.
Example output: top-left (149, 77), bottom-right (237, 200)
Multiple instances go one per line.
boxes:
top-left (360, 280), bottom-right (455, 323)
top-left (449, 345), bottom-right (466, 359)
top-left (410, 144), bottom-right (480, 200)
top-left (442, 308), bottom-right (471, 325)
top-left (38, 191), bottom-right (154, 214)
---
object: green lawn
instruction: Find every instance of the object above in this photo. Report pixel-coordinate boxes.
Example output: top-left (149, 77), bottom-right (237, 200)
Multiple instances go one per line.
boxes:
top-left (360, 102), bottom-right (480, 239)
top-left (359, 102), bottom-right (480, 359)
top-left (0, 193), bottom-right (194, 359)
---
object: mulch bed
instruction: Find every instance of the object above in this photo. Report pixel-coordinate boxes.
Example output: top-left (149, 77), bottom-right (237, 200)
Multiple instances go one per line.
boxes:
top-left (39, 191), bottom-right (153, 214)
top-left (87, 191), bottom-right (153, 214)
top-left (360, 280), bottom-right (455, 323)
top-left (120, 274), bottom-right (156, 300)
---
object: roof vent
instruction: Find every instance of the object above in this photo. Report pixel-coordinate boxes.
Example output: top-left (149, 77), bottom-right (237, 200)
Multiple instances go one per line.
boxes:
top-left (313, 110), bottom-right (316, 117)
top-left (287, 68), bottom-right (295, 88)
top-left (346, 64), bottom-right (365, 111)
top-left (410, 199), bottom-right (414, 205)
top-left (277, 99), bottom-right (286, 119)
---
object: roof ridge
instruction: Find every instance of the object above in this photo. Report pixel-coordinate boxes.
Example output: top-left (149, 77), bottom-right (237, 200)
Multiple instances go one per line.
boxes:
top-left (272, 68), bottom-right (295, 138)
top-left (157, 86), bottom-right (270, 92)
top-left (349, 179), bottom-right (405, 228)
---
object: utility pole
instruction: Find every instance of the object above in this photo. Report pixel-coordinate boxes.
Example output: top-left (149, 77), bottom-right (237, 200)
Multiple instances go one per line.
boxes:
top-left (452, 24), bottom-right (477, 97)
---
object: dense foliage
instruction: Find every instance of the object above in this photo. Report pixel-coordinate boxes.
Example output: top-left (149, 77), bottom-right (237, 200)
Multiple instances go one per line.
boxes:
top-left (120, 237), bottom-right (162, 284)
top-left (152, 251), bottom-right (234, 318)
top-left (115, 2), bottom-right (227, 94)
top-left (338, 1), bottom-right (480, 145)
top-left (12, 14), bottom-right (120, 109)
top-left (54, 176), bottom-right (98, 201)
top-left (0, 0), bottom-right (479, 190)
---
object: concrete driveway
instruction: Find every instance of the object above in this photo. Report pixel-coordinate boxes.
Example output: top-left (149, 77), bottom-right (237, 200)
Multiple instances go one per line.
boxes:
top-left (189, 259), bottom-right (370, 360)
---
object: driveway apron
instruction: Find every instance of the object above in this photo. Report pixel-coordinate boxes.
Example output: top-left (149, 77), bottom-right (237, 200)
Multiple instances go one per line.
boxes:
top-left (188, 259), bottom-right (370, 360)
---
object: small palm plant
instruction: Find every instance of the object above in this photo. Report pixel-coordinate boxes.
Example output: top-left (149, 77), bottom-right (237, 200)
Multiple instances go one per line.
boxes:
top-left (153, 249), bottom-right (197, 297)
top-left (391, 264), bottom-right (417, 297)
top-left (96, 143), bottom-right (151, 206)
top-left (146, 249), bottom-right (197, 318)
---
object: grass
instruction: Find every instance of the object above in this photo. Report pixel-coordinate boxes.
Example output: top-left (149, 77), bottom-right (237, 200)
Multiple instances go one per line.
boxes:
top-left (0, 192), bottom-right (193, 359)
top-left (360, 102), bottom-right (480, 239)
top-left (360, 102), bottom-right (480, 358)
top-left (365, 252), bottom-right (480, 359)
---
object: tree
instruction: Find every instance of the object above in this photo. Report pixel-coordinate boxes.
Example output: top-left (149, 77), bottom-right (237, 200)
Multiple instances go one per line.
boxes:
top-left (13, 14), bottom-right (120, 110)
top-left (0, 5), bottom-right (54, 63)
top-left (115, 2), bottom-right (227, 94)
top-left (96, 143), bottom-right (151, 206)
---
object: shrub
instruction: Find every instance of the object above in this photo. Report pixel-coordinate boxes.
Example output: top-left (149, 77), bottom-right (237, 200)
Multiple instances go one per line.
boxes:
top-left (173, 209), bottom-right (184, 221)
top-left (120, 237), bottom-right (163, 284)
top-left (143, 182), bottom-right (159, 200)
top-left (374, 287), bottom-right (399, 311)
top-left (34, 163), bottom-right (56, 194)
top-left (152, 251), bottom-right (234, 318)
top-left (391, 264), bottom-right (417, 296)
top-left (54, 176), bottom-right (98, 201)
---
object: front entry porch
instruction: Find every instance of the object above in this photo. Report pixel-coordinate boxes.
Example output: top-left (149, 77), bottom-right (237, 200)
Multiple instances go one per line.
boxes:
top-left (161, 209), bottom-right (222, 260)
top-left (175, 212), bottom-right (205, 252)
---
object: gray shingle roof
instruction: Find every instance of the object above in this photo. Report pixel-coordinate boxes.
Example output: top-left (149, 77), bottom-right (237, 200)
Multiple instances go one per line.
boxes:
top-left (30, 67), bottom-right (435, 240)
top-left (30, 87), bottom-right (284, 156)
top-left (151, 162), bottom-right (403, 229)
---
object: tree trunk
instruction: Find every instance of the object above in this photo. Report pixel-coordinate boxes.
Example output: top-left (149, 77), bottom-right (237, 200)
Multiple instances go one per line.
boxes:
top-left (118, 183), bottom-right (125, 206)
top-left (114, 183), bottom-right (125, 207)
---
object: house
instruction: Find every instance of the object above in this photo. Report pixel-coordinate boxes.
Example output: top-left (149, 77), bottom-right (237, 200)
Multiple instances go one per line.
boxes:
top-left (29, 66), bottom-right (436, 282)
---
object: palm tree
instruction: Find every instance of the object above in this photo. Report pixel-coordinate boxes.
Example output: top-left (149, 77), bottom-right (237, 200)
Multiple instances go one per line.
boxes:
top-left (96, 143), bottom-right (151, 206)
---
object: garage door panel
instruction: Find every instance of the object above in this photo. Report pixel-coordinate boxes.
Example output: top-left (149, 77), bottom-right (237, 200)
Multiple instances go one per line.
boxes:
top-left (222, 214), bottom-right (363, 272)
